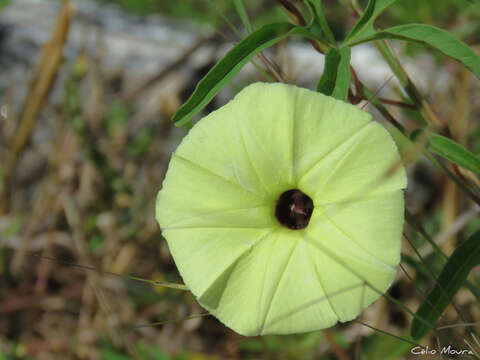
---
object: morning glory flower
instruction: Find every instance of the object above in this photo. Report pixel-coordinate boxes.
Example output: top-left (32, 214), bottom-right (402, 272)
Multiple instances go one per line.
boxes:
top-left (156, 82), bottom-right (407, 336)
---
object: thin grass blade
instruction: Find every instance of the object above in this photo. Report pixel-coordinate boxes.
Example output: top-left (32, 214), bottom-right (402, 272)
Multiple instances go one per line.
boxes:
top-left (411, 231), bottom-right (480, 340)
top-left (233, 0), bottom-right (253, 33)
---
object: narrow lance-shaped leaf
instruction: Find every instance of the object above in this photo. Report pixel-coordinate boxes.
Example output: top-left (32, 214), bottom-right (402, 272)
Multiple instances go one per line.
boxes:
top-left (411, 231), bottom-right (480, 340)
top-left (332, 47), bottom-right (351, 101)
top-left (390, 125), bottom-right (480, 207)
top-left (344, 0), bottom-right (399, 45)
top-left (317, 47), bottom-right (340, 95)
top-left (428, 131), bottom-right (480, 175)
top-left (347, 24), bottom-right (480, 79)
top-left (317, 46), bottom-right (351, 101)
top-left (402, 242), bottom-right (480, 302)
top-left (172, 22), bottom-right (320, 126)
top-left (305, 0), bottom-right (336, 45)
top-left (411, 130), bottom-right (480, 175)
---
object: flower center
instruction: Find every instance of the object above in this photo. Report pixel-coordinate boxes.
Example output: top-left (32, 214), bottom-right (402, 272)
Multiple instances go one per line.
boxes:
top-left (275, 189), bottom-right (314, 230)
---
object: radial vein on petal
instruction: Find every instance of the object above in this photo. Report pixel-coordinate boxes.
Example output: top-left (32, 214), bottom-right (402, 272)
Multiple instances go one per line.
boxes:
top-left (173, 153), bottom-right (264, 199)
top-left (319, 211), bottom-right (396, 270)
top-left (235, 117), bottom-right (270, 195)
top-left (162, 204), bottom-right (273, 230)
top-left (298, 121), bottom-right (372, 185)
top-left (198, 229), bottom-right (274, 304)
top-left (303, 234), bottom-right (386, 298)
top-left (305, 234), bottom-right (340, 319)
top-left (290, 89), bottom-right (299, 183)
top-left (260, 235), bottom-right (299, 334)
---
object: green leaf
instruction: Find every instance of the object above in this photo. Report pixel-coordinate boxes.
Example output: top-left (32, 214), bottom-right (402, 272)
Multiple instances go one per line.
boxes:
top-left (317, 47), bottom-right (351, 101)
top-left (344, 0), bottom-right (399, 45)
top-left (305, 0), bottom-right (336, 44)
top-left (425, 131), bottom-right (480, 175)
top-left (317, 48), bottom-right (340, 95)
top-left (332, 47), bottom-right (351, 101)
top-left (402, 253), bottom-right (480, 303)
top-left (387, 124), bottom-right (480, 206)
top-left (411, 231), bottom-right (480, 340)
top-left (233, 0), bottom-right (252, 33)
top-left (347, 24), bottom-right (480, 79)
top-left (171, 23), bottom-right (319, 126)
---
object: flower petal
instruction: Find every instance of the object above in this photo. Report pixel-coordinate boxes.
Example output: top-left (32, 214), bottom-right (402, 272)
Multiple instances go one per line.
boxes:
top-left (318, 191), bottom-right (404, 267)
top-left (299, 121), bottom-right (406, 204)
top-left (305, 215), bottom-right (397, 321)
top-left (172, 99), bottom-right (268, 199)
top-left (163, 227), bottom-right (272, 299)
top-left (259, 238), bottom-right (339, 334)
top-left (156, 82), bottom-right (406, 336)
top-left (194, 230), bottom-right (338, 336)
top-left (231, 83), bottom-right (297, 196)
top-left (156, 152), bottom-right (267, 229)
top-left (290, 87), bottom-right (371, 182)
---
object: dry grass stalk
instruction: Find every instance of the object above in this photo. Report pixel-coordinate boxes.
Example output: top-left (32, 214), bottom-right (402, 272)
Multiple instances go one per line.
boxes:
top-left (0, 1), bottom-right (74, 213)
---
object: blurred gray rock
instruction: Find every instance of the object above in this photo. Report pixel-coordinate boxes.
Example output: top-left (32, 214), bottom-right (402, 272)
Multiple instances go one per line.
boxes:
top-left (0, 0), bottom-right (213, 104)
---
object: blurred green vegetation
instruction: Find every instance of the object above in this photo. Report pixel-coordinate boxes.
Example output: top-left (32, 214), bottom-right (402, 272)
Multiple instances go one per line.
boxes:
top-left (96, 0), bottom-right (285, 28)
top-left (96, 0), bottom-right (480, 39)
top-left (0, 0), bottom-right (10, 11)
